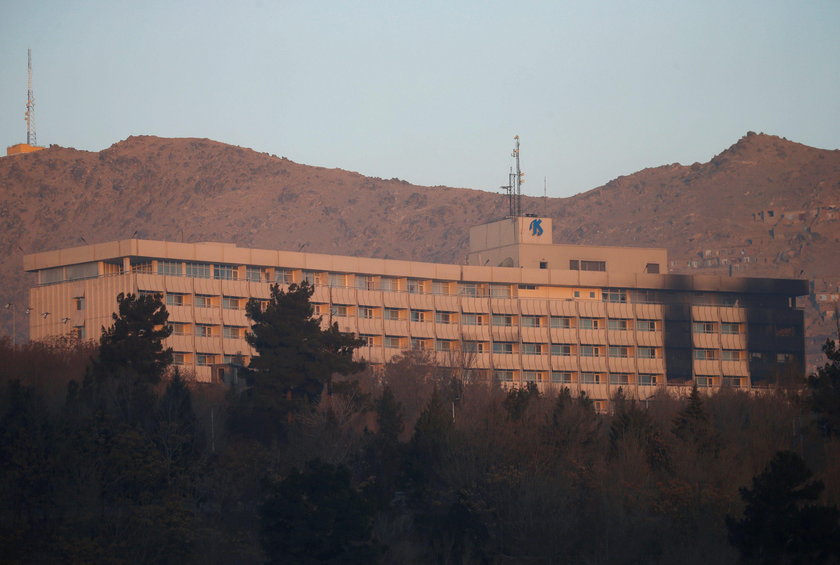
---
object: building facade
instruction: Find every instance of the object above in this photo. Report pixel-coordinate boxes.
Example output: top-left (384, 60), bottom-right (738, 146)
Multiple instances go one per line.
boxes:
top-left (23, 217), bottom-right (807, 405)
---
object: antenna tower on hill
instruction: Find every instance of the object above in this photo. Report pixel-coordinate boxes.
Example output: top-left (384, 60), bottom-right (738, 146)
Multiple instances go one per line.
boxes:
top-left (25, 48), bottom-right (36, 146)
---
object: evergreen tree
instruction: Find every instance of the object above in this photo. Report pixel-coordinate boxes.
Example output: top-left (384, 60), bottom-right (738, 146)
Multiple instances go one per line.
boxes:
top-left (726, 450), bottom-right (840, 563)
top-left (260, 460), bottom-right (380, 565)
top-left (672, 384), bottom-right (718, 455)
top-left (232, 282), bottom-right (365, 444)
top-left (92, 292), bottom-right (173, 383)
top-left (808, 339), bottom-right (840, 437)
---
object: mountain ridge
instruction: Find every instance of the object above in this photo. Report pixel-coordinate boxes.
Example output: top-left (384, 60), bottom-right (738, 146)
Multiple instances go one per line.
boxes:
top-left (2, 132), bottom-right (838, 366)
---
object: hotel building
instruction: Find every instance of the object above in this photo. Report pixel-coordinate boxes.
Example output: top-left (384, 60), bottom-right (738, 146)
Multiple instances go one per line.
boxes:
top-left (23, 216), bottom-right (807, 404)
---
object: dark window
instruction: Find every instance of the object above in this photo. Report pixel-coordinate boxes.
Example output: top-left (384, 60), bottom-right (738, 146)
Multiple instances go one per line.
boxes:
top-left (645, 263), bottom-right (660, 274)
top-left (569, 260), bottom-right (579, 270)
top-left (539, 261), bottom-right (548, 269)
top-left (581, 260), bottom-right (606, 272)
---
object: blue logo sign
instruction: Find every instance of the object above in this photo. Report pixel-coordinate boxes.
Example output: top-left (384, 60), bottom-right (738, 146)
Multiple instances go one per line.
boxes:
top-left (529, 218), bottom-right (544, 236)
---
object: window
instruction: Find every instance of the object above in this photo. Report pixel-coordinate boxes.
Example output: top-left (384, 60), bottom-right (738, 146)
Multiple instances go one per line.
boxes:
top-left (523, 371), bottom-right (542, 383)
top-left (172, 352), bottom-right (187, 366)
top-left (157, 260), bottom-right (182, 276)
top-left (380, 277), bottom-right (398, 291)
top-left (695, 376), bottom-right (714, 388)
top-left (384, 336), bottom-right (402, 349)
top-left (637, 347), bottom-right (657, 359)
top-left (411, 338), bottom-right (430, 350)
top-left (633, 290), bottom-right (659, 304)
top-left (195, 295), bottom-right (213, 308)
top-left (721, 322), bottom-right (741, 335)
top-left (583, 261), bottom-right (607, 272)
top-left (579, 318), bottom-right (601, 330)
top-left (462, 341), bottom-right (486, 353)
top-left (694, 349), bottom-right (718, 360)
top-left (275, 269), bottom-right (294, 284)
top-left (67, 262), bottom-right (99, 280)
top-left (246, 266), bottom-right (264, 282)
top-left (71, 325), bottom-right (86, 340)
top-left (436, 340), bottom-right (454, 352)
top-left (521, 315), bottom-right (543, 328)
top-left (222, 296), bottom-right (241, 310)
top-left (608, 346), bottom-right (630, 358)
top-left (645, 263), bottom-right (660, 274)
top-left (493, 342), bottom-right (514, 354)
top-left (139, 290), bottom-right (160, 299)
top-left (384, 308), bottom-right (402, 321)
top-left (551, 344), bottom-right (572, 356)
top-left (410, 309), bottom-right (428, 322)
top-left (459, 283), bottom-right (478, 297)
top-left (494, 370), bottom-right (514, 382)
top-left (722, 376), bottom-right (742, 388)
top-left (551, 371), bottom-right (574, 383)
top-left (581, 372), bottom-right (601, 384)
top-left (574, 290), bottom-right (580, 298)
top-left (722, 350), bottom-right (742, 361)
top-left (186, 262), bottom-right (211, 278)
top-left (638, 374), bottom-right (658, 386)
top-left (195, 324), bottom-right (214, 337)
top-left (602, 289), bottom-right (627, 303)
top-left (522, 343), bottom-right (544, 355)
top-left (74, 296), bottom-right (85, 311)
top-left (331, 305), bottom-right (349, 317)
top-left (693, 322), bottom-right (716, 334)
top-left (539, 261), bottom-right (548, 269)
top-left (490, 284), bottom-right (511, 298)
top-left (431, 281), bottom-right (451, 295)
top-left (609, 373), bottom-right (630, 385)
top-left (407, 279), bottom-right (425, 294)
top-left (435, 311), bottom-right (454, 324)
top-left (301, 271), bottom-right (316, 285)
top-left (214, 264), bottom-right (238, 280)
top-left (569, 260), bottom-right (579, 270)
top-left (491, 314), bottom-right (513, 327)
top-left (550, 316), bottom-right (572, 329)
top-left (607, 319), bottom-right (629, 331)
top-left (360, 334), bottom-right (376, 347)
top-left (223, 326), bottom-right (244, 339)
top-left (356, 275), bottom-right (376, 290)
top-left (170, 322), bottom-right (190, 336)
top-left (462, 313), bottom-right (485, 326)
top-left (224, 354), bottom-right (245, 365)
top-left (637, 319), bottom-right (657, 332)
top-left (580, 345), bottom-right (601, 357)
top-left (775, 325), bottom-right (798, 337)
top-left (328, 273), bottom-right (347, 288)
top-left (359, 306), bottom-right (377, 319)
top-left (776, 352), bottom-right (797, 364)
top-left (196, 353), bottom-right (216, 366)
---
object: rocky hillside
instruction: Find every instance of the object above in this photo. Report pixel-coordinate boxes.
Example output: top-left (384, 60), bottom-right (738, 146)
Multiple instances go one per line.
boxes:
top-left (1, 133), bottom-right (838, 367)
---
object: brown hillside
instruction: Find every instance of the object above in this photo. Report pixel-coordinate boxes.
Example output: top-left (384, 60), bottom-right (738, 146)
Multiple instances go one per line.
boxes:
top-left (1, 132), bottom-right (839, 367)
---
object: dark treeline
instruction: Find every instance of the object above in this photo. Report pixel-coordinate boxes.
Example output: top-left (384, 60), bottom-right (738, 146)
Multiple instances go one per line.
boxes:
top-left (1, 287), bottom-right (839, 564)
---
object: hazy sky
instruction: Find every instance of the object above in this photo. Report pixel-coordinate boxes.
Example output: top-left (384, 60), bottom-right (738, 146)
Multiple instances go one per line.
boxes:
top-left (1, 1), bottom-right (838, 198)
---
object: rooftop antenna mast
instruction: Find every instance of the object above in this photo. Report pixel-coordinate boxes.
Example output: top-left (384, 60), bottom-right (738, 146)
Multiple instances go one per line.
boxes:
top-left (500, 135), bottom-right (525, 217)
top-left (25, 48), bottom-right (36, 146)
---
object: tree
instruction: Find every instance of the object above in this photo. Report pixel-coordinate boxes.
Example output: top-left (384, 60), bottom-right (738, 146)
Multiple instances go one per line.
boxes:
top-left (672, 384), bottom-right (718, 455)
top-left (232, 282), bottom-right (365, 444)
top-left (808, 339), bottom-right (840, 437)
top-left (726, 451), bottom-right (840, 564)
top-left (260, 460), bottom-right (380, 565)
top-left (91, 292), bottom-right (173, 383)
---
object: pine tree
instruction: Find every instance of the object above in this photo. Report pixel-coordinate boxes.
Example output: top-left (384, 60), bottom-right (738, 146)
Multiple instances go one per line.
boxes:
top-left (231, 282), bottom-right (365, 444)
top-left (808, 339), bottom-right (840, 437)
top-left (726, 451), bottom-right (840, 563)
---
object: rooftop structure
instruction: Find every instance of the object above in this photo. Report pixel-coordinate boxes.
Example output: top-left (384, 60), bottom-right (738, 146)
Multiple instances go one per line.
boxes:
top-left (23, 217), bottom-right (807, 407)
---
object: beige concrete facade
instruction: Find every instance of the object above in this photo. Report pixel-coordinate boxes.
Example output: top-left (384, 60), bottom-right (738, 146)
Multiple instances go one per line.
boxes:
top-left (23, 217), bottom-right (807, 405)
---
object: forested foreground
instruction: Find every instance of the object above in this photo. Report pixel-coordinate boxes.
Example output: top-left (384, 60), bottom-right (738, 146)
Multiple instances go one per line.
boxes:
top-left (2, 287), bottom-right (840, 564)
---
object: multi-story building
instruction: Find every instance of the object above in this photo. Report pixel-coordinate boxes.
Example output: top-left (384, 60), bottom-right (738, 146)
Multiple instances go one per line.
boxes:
top-left (22, 216), bottom-right (807, 405)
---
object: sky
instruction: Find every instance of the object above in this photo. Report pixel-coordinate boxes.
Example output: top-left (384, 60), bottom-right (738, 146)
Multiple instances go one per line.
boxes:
top-left (1, 1), bottom-right (838, 198)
